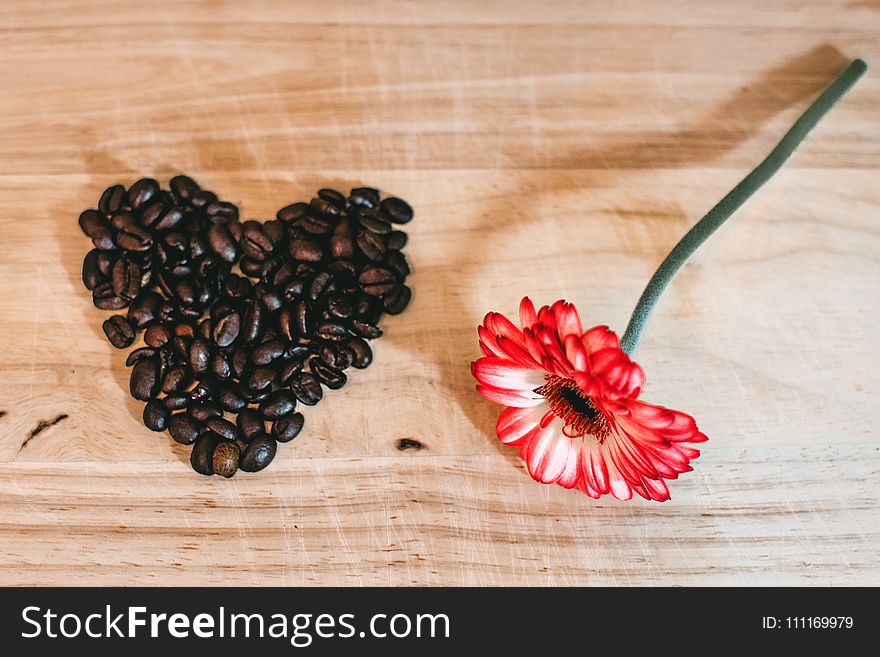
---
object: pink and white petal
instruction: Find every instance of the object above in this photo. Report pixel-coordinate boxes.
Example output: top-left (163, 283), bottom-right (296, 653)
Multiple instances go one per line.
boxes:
top-left (472, 357), bottom-right (547, 392)
top-left (496, 404), bottom-right (549, 446)
top-left (607, 463), bottom-right (634, 501)
top-left (475, 384), bottom-right (545, 407)
top-left (551, 300), bottom-right (583, 339)
top-left (563, 334), bottom-right (589, 372)
top-left (477, 325), bottom-right (504, 358)
top-left (495, 335), bottom-right (542, 368)
top-left (588, 348), bottom-right (645, 399)
top-left (519, 297), bottom-right (538, 330)
top-left (581, 445), bottom-right (610, 495)
top-left (576, 477), bottom-right (601, 499)
top-left (485, 312), bottom-right (527, 349)
top-left (520, 420), bottom-right (570, 484)
top-left (640, 477), bottom-right (671, 502)
top-left (522, 329), bottom-right (550, 365)
top-left (581, 325), bottom-right (620, 355)
top-left (556, 439), bottom-right (582, 489)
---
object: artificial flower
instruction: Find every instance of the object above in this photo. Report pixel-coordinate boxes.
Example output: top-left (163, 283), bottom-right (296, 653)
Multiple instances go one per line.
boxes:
top-left (472, 297), bottom-right (707, 501)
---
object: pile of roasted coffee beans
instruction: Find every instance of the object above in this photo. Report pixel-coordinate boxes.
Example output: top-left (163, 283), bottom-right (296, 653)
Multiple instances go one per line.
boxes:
top-left (78, 175), bottom-right (413, 477)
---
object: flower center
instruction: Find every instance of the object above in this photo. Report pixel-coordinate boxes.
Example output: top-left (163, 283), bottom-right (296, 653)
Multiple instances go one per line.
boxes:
top-left (535, 375), bottom-right (609, 441)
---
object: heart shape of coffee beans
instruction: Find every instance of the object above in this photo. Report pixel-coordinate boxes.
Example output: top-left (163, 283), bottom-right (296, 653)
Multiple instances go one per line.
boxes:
top-left (79, 175), bottom-right (414, 477)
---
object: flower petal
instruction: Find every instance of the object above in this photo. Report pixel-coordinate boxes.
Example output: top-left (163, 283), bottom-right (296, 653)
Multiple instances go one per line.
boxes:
top-left (521, 419), bottom-right (571, 484)
top-left (581, 325), bottom-right (620, 354)
top-left (475, 384), bottom-right (545, 407)
top-left (551, 300), bottom-right (583, 339)
top-left (519, 297), bottom-right (537, 329)
top-left (496, 404), bottom-right (548, 446)
top-left (472, 357), bottom-right (546, 392)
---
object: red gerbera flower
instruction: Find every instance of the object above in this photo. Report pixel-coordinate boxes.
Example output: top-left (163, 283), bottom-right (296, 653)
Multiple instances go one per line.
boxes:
top-left (471, 298), bottom-right (707, 501)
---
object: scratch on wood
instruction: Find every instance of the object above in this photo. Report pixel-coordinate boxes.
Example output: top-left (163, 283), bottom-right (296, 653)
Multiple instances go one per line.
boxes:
top-left (19, 414), bottom-right (68, 453)
top-left (397, 438), bottom-right (424, 451)
top-left (0, 410), bottom-right (6, 419)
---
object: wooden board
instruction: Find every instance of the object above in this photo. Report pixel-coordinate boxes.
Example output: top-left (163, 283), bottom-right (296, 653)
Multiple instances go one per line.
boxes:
top-left (0, 0), bottom-right (878, 586)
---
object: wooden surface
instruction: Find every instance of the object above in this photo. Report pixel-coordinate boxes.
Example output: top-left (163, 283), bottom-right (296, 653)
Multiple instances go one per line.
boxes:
top-left (0, 0), bottom-right (878, 586)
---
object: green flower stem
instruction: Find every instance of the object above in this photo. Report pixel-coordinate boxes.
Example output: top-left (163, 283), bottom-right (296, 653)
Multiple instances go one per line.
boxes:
top-left (620, 58), bottom-right (867, 356)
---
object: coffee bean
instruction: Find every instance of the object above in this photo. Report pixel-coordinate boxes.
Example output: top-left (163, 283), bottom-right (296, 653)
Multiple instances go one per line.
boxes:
top-left (111, 256), bottom-right (141, 300)
top-left (91, 227), bottom-right (116, 251)
top-left (358, 212), bottom-right (392, 235)
top-left (130, 358), bottom-right (159, 401)
top-left (248, 366), bottom-right (276, 391)
top-left (278, 359), bottom-right (303, 385)
top-left (358, 267), bottom-right (397, 297)
top-left (190, 401), bottom-right (223, 422)
top-left (289, 237), bottom-right (324, 263)
top-left (276, 202), bottom-right (308, 223)
top-left (170, 174), bottom-right (200, 202)
top-left (386, 230), bottom-right (408, 250)
top-left (356, 230), bottom-right (386, 261)
top-left (330, 220), bottom-right (354, 259)
top-left (210, 353), bottom-right (232, 380)
top-left (346, 337), bottom-right (373, 368)
top-left (239, 257), bottom-right (264, 278)
top-left (127, 178), bottom-right (159, 210)
top-left (311, 357), bottom-right (347, 389)
top-left (207, 223), bottom-right (239, 263)
top-left (190, 432), bottom-right (222, 476)
top-left (116, 224), bottom-right (153, 251)
top-left (212, 440), bottom-right (240, 478)
top-left (139, 201), bottom-right (164, 228)
top-left (102, 315), bottom-right (135, 348)
top-left (78, 209), bottom-right (109, 238)
top-left (213, 309), bottom-right (241, 348)
top-left (205, 417), bottom-right (239, 442)
top-left (92, 282), bottom-right (127, 310)
top-left (168, 412), bottom-right (201, 444)
top-left (162, 394), bottom-right (190, 411)
top-left (127, 291), bottom-right (162, 328)
top-left (294, 300), bottom-right (313, 336)
top-left (308, 271), bottom-right (333, 302)
top-left (99, 184), bottom-right (127, 215)
top-left (206, 201), bottom-right (239, 224)
top-left (290, 371), bottom-right (323, 406)
top-left (380, 196), bottom-right (413, 224)
top-left (326, 293), bottom-right (354, 320)
top-left (217, 383), bottom-right (246, 412)
top-left (241, 222), bottom-right (273, 260)
top-left (315, 321), bottom-right (348, 342)
top-left (161, 365), bottom-right (190, 394)
top-left (272, 412), bottom-right (304, 443)
top-left (154, 206), bottom-right (185, 232)
top-left (387, 251), bottom-right (411, 278)
top-left (144, 323), bottom-right (171, 348)
top-left (384, 284), bottom-right (412, 314)
top-left (81, 249), bottom-right (103, 290)
top-left (259, 389), bottom-right (296, 420)
top-left (239, 434), bottom-right (277, 472)
top-left (350, 319), bottom-right (382, 340)
top-left (252, 339), bottom-right (285, 366)
top-left (188, 338), bottom-right (211, 377)
top-left (349, 187), bottom-right (380, 208)
top-left (189, 383), bottom-right (212, 403)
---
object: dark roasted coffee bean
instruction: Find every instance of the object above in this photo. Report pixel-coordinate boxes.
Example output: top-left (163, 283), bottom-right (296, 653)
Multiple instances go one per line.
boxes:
top-left (127, 178), bottom-right (159, 210)
top-left (210, 353), bottom-right (232, 380)
top-left (190, 189), bottom-right (217, 209)
top-left (216, 383), bottom-right (246, 412)
top-left (252, 339), bottom-right (285, 366)
top-left (154, 206), bottom-right (185, 232)
top-left (326, 294), bottom-right (354, 319)
top-left (142, 401), bottom-right (169, 432)
top-left (258, 287), bottom-right (283, 312)
top-left (81, 249), bottom-right (103, 290)
top-left (387, 251), bottom-right (411, 278)
top-left (380, 196), bottom-right (414, 224)
top-left (329, 219), bottom-right (354, 259)
top-left (309, 271), bottom-right (333, 302)
top-left (168, 412), bottom-right (201, 444)
top-left (288, 239), bottom-right (323, 262)
top-left (272, 263), bottom-right (295, 288)
top-left (111, 256), bottom-right (141, 300)
top-left (263, 219), bottom-right (286, 246)
top-left (278, 306), bottom-right (297, 341)
top-left (290, 371), bottom-right (323, 406)
top-left (349, 187), bottom-right (380, 208)
top-left (125, 347), bottom-right (157, 366)
top-left (189, 338), bottom-right (211, 376)
top-left (171, 336), bottom-right (192, 360)
top-left (293, 299), bottom-right (312, 336)
top-left (127, 291), bottom-right (162, 328)
top-left (130, 358), bottom-right (159, 401)
top-left (239, 300), bottom-right (263, 345)
top-left (78, 209), bottom-right (108, 238)
top-left (109, 211), bottom-right (136, 231)
top-left (384, 284), bottom-right (412, 314)
top-left (190, 432), bottom-right (222, 476)
top-left (174, 278), bottom-right (198, 306)
top-left (282, 278), bottom-right (305, 301)
top-left (138, 201), bottom-right (164, 228)
top-left (173, 322), bottom-right (195, 339)
top-left (99, 184), bottom-right (127, 215)
top-left (350, 319), bottom-right (382, 340)
top-left (206, 223), bottom-right (238, 263)
top-left (272, 413), bottom-right (304, 443)
top-left (321, 343), bottom-right (354, 370)
top-left (311, 357), bottom-right (347, 389)
top-left (89, 224), bottom-right (115, 250)
top-left (116, 224), bottom-right (153, 251)
top-left (212, 440), bottom-right (240, 478)
top-left (277, 202), bottom-right (308, 223)
top-left (92, 282), bottom-right (127, 310)
top-left (170, 174), bottom-right (200, 202)
top-left (205, 201), bottom-right (239, 224)
top-left (259, 389), bottom-right (296, 420)
top-left (230, 349), bottom-right (249, 379)
top-left (315, 321), bottom-right (348, 342)
top-left (144, 323), bottom-right (171, 348)
top-left (162, 394), bottom-right (190, 411)
top-left (189, 383), bottom-right (212, 403)
top-left (278, 359), bottom-right (303, 385)
top-left (356, 230), bottom-right (386, 261)
top-left (239, 434), bottom-right (277, 472)
top-left (241, 222), bottom-right (273, 260)
top-left (358, 212), bottom-right (392, 235)
top-left (247, 366), bottom-right (276, 391)
top-left (161, 365), bottom-right (190, 394)
top-left (318, 188), bottom-right (346, 208)
top-left (223, 274), bottom-right (252, 300)
top-left (190, 401), bottom-right (223, 423)
top-left (346, 337), bottom-right (373, 368)
top-left (212, 309), bottom-right (241, 348)
top-left (205, 417), bottom-right (239, 442)
top-left (239, 256), bottom-right (263, 277)
top-left (234, 409), bottom-right (263, 442)
top-left (386, 230), bottom-right (407, 250)
top-left (359, 266), bottom-right (397, 297)
top-left (102, 315), bottom-right (135, 348)
top-left (189, 235), bottom-right (207, 259)
top-left (309, 197), bottom-right (340, 218)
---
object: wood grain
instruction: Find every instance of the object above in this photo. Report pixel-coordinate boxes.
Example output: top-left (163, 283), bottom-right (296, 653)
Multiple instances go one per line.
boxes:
top-left (0, 0), bottom-right (878, 586)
